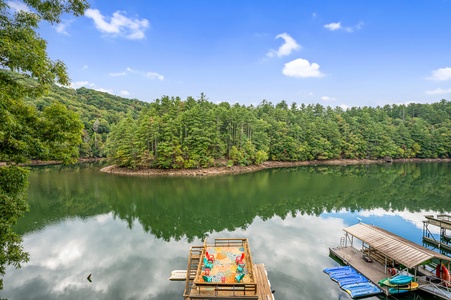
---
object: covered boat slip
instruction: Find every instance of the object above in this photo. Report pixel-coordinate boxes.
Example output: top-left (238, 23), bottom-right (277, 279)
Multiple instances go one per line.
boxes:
top-left (329, 223), bottom-right (451, 298)
top-left (183, 238), bottom-right (274, 300)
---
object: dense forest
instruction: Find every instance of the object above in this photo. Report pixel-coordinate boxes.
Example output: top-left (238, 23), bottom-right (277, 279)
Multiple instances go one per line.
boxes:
top-left (23, 84), bottom-right (451, 169)
top-left (25, 85), bottom-right (148, 158)
top-left (104, 94), bottom-right (451, 169)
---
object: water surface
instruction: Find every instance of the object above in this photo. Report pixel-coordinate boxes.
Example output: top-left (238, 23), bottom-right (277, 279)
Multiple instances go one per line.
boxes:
top-left (2, 162), bottom-right (451, 299)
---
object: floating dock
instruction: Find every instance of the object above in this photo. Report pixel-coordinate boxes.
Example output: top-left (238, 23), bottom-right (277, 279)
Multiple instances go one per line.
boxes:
top-left (330, 246), bottom-right (391, 295)
top-left (329, 223), bottom-right (451, 299)
top-left (180, 238), bottom-right (275, 300)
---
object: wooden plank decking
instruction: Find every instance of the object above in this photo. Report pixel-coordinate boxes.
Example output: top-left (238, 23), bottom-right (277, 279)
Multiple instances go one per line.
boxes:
top-left (330, 245), bottom-right (451, 299)
top-left (331, 222), bottom-right (451, 300)
top-left (183, 238), bottom-right (274, 300)
top-left (253, 264), bottom-right (274, 300)
top-left (329, 246), bottom-right (391, 295)
top-left (185, 263), bottom-right (273, 299)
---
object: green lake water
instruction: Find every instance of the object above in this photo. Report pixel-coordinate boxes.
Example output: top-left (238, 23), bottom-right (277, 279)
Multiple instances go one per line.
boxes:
top-left (2, 162), bottom-right (451, 300)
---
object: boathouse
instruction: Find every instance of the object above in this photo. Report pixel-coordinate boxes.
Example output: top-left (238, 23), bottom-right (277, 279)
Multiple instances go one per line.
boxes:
top-left (330, 222), bottom-right (451, 299)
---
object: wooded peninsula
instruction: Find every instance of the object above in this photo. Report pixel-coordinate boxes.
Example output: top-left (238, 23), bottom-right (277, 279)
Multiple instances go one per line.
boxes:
top-left (25, 85), bottom-right (451, 173)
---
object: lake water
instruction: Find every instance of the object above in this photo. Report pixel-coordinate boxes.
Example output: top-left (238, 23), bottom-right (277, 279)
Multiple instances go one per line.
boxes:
top-left (2, 162), bottom-right (451, 300)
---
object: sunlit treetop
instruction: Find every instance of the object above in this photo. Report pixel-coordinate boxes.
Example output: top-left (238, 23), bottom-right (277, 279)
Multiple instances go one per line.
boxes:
top-left (0, 0), bottom-right (89, 98)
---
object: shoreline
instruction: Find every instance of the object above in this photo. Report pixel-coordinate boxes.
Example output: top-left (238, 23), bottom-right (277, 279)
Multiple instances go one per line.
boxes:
top-left (0, 158), bottom-right (103, 167)
top-left (99, 158), bottom-right (451, 177)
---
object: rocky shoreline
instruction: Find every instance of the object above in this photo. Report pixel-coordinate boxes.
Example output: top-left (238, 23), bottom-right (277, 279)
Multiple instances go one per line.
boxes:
top-left (99, 158), bottom-right (451, 177)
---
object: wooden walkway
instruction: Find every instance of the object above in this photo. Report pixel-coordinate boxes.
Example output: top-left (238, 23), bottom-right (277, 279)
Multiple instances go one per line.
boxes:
top-left (183, 238), bottom-right (274, 300)
top-left (331, 222), bottom-right (451, 299)
top-left (330, 246), bottom-right (391, 295)
top-left (330, 246), bottom-right (451, 299)
top-left (253, 264), bottom-right (274, 300)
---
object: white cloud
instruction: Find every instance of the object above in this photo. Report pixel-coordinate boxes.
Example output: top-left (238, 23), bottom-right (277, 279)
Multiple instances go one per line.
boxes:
top-left (324, 22), bottom-right (341, 31)
top-left (321, 96), bottom-right (336, 101)
top-left (355, 21), bottom-right (364, 30)
top-left (70, 81), bottom-right (113, 94)
top-left (358, 208), bottom-right (445, 233)
top-left (55, 19), bottom-right (73, 35)
top-left (120, 90), bottom-right (130, 96)
top-left (146, 72), bottom-right (164, 80)
top-left (425, 88), bottom-right (451, 95)
top-left (428, 67), bottom-right (451, 81)
top-left (8, 214), bottom-right (189, 298)
top-left (85, 9), bottom-right (149, 40)
top-left (109, 72), bottom-right (127, 77)
top-left (283, 58), bottom-right (324, 78)
top-left (324, 21), bottom-right (364, 32)
top-left (394, 101), bottom-right (414, 106)
top-left (7, 0), bottom-right (30, 12)
top-left (95, 87), bottom-right (113, 93)
top-left (266, 33), bottom-right (301, 58)
top-left (339, 104), bottom-right (350, 110)
top-left (110, 68), bottom-right (164, 80)
top-left (70, 81), bottom-right (94, 89)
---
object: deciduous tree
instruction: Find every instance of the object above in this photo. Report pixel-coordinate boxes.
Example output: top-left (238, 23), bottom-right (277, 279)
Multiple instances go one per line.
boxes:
top-left (0, 0), bottom-right (89, 290)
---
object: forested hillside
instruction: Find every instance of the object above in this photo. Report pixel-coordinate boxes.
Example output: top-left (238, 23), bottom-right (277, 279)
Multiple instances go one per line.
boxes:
top-left (105, 95), bottom-right (451, 169)
top-left (26, 85), bottom-right (149, 158)
top-left (22, 83), bottom-right (451, 168)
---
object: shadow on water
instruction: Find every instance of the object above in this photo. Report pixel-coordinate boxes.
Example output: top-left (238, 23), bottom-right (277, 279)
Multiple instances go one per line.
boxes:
top-left (16, 162), bottom-right (451, 242)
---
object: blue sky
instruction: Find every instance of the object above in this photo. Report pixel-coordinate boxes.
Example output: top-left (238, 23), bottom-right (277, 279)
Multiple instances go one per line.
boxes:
top-left (10, 0), bottom-right (451, 108)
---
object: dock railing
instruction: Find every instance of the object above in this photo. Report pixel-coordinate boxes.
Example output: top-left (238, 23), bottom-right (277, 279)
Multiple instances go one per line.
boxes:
top-left (419, 275), bottom-right (451, 300)
top-left (214, 238), bottom-right (247, 247)
top-left (190, 282), bottom-right (258, 299)
top-left (188, 238), bottom-right (258, 299)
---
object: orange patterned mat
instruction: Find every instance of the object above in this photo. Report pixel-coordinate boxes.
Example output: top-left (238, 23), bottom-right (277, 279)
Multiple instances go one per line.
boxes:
top-left (201, 246), bottom-right (250, 284)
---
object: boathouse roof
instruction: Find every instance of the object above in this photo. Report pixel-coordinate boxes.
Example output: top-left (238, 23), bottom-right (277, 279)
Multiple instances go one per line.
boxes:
top-left (344, 223), bottom-right (450, 269)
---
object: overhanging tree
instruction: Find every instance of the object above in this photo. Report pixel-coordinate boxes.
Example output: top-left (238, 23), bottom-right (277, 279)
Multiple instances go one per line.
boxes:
top-left (0, 0), bottom-right (89, 290)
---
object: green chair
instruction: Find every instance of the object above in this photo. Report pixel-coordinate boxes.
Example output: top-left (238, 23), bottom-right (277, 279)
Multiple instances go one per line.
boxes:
top-left (202, 275), bottom-right (212, 282)
top-left (235, 273), bottom-right (245, 282)
top-left (203, 257), bottom-right (213, 269)
top-left (236, 264), bottom-right (245, 273)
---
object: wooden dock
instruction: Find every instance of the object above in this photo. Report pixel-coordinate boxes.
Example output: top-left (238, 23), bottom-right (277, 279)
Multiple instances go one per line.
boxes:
top-left (329, 223), bottom-right (451, 299)
top-left (253, 264), bottom-right (274, 300)
top-left (182, 238), bottom-right (275, 300)
top-left (329, 246), bottom-right (391, 295)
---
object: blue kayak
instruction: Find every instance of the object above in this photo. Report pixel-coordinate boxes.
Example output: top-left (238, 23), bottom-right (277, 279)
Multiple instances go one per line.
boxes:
top-left (389, 288), bottom-right (410, 295)
top-left (327, 268), bottom-right (358, 277)
top-left (323, 266), bottom-right (353, 274)
top-left (338, 274), bottom-right (369, 287)
top-left (330, 271), bottom-right (360, 282)
top-left (389, 274), bottom-right (413, 285)
top-left (342, 282), bottom-right (383, 299)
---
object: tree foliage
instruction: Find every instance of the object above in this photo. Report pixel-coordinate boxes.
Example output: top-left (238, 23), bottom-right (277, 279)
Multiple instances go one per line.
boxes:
top-left (0, 0), bottom-right (89, 291)
top-left (105, 96), bottom-right (451, 169)
top-left (27, 85), bottom-right (148, 158)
